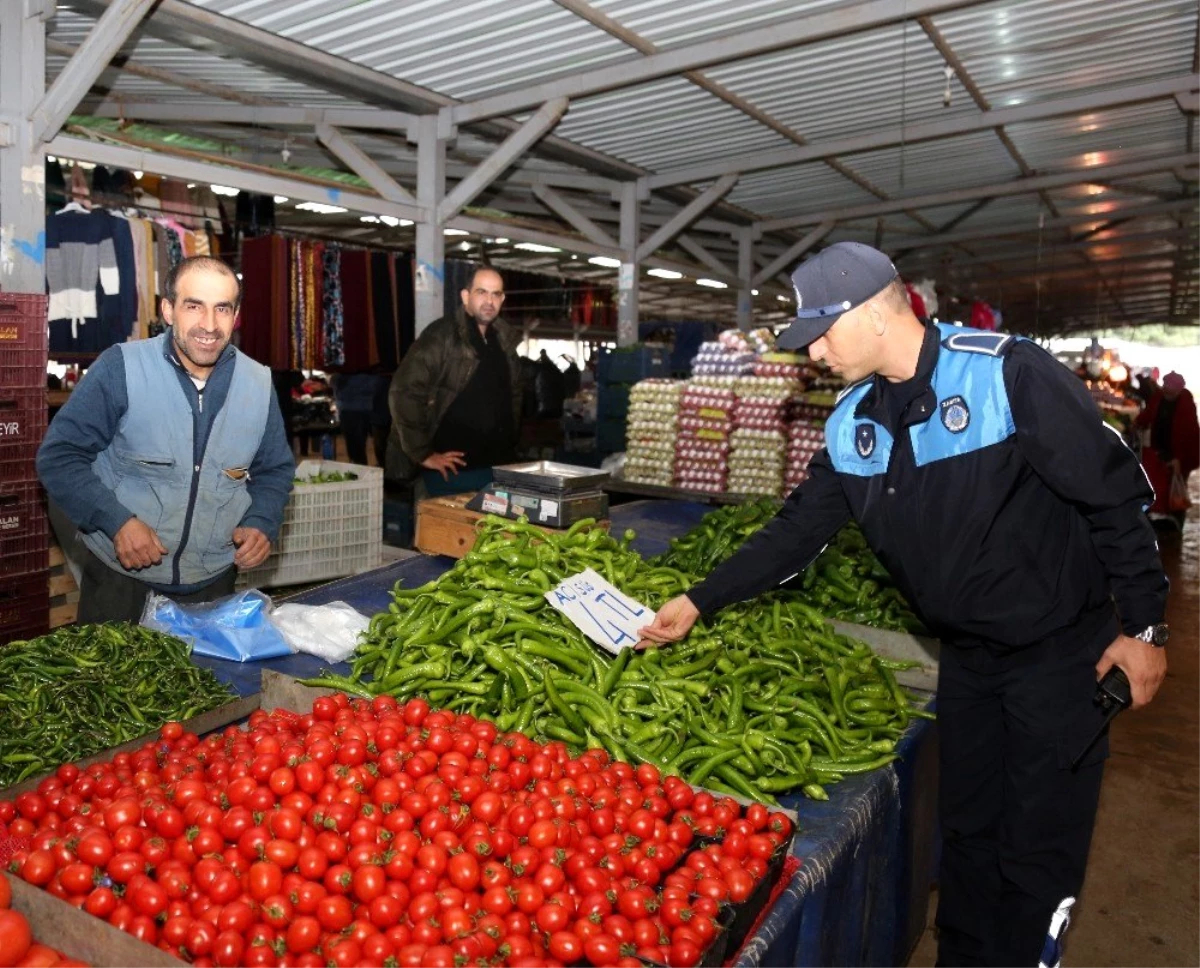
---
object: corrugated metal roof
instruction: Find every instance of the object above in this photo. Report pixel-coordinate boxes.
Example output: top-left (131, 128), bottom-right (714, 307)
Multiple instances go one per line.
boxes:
top-left (932, 0), bottom-right (1196, 107)
top-left (192, 0), bottom-right (633, 99)
top-left (724, 163), bottom-right (880, 219)
top-left (703, 19), bottom-right (979, 144)
top-left (555, 77), bottom-right (795, 171)
top-left (586, 0), bottom-right (843, 48)
top-left (1005, 100), bottom-right (1189, 170)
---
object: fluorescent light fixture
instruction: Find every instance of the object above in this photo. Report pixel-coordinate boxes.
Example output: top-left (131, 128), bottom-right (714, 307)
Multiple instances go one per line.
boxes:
top-left (47, 156), bottom-right (56, 163)
top-left (776, 294), bottom-right (790, 303)
top-left (274, 195), bottom-right (289, 204)
top-left (295, 201), bottom-right (347, 214)
top-left (186, 183), bottom-right (196, 189)
top-left (360, 215), bottom-right (380, 224)
top-left (379, 215), bottom-right (402, 227)
top-left (444, 228), bottom-right (469, 236)
top-left (752, 289), bottom-right (760, 296)
top-left (696, 278), bottom-right (728, 289)
top-left (494, 237), bottom-right (510, 244)
top-left (210, 184), bottom-right (240, 197)
top-left (514, 242), bottom-right (561, 253)
top-left (460, 241), bottom-right (471, 251)
top-left (134, 170), bottom-right (143, 179)
top-left (587, 256), bottom-right (621, 268)
top-left (647, 268), bottom-right (683, 280)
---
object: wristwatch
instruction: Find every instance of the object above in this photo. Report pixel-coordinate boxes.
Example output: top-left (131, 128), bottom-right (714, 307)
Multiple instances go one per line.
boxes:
top-left (1133, 624), bottom-right (1170, 647)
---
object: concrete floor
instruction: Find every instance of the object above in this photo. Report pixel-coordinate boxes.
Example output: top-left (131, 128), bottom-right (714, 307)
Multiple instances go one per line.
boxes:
top-left (909, 496), bottom-right (1200, 966)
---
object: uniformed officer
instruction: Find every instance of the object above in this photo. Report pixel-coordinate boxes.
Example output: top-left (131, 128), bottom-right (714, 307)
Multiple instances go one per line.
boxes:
top-left (640, 242), bottom-right (1169, 967)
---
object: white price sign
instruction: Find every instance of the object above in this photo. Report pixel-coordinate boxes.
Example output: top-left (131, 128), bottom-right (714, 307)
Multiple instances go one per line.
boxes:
top-left (544, 568), bottom-right (651, 653)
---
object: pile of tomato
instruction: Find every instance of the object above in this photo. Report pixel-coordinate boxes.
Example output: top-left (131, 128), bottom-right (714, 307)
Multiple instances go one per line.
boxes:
top-left (2, 693), bottom-right (793, 968)
top-left (0, 870), bottom-right (89, 967)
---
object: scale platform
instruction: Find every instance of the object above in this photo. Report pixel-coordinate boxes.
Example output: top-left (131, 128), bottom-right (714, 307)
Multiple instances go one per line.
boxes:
top-left (466, 461), bottom-right (610, 529)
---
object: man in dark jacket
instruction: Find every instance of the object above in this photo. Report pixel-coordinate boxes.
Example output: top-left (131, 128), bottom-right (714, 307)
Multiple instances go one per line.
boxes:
top-left (640, 243), bottom-right (1169, 968)
top-left (37, 257), bottom-right (294, 623)
top-left (387, 266), bottom-right (523, 493)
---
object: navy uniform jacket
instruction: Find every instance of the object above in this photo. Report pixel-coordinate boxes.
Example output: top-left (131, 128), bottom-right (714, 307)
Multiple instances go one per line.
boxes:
top-left (688, 323), bottom-right (1167, 653)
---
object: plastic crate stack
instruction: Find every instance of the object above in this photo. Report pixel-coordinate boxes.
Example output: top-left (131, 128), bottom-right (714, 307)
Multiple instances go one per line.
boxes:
top-left (784, 402), bottom-right (834, 495)
top-left (595, 345), bottom-right (670, 453)
top-left (0, 293), bottom-right (50, 643)
top-left (622, 379), bottom-right (682, 487)
top-left (674, 380), bottom-right (735, 493)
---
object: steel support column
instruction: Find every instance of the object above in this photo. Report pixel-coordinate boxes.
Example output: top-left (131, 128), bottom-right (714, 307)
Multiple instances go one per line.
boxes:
top-left (736, 228), bottom-right (754, 331)
top-left (618, 181), bottom-right (641, 347)
top-left (415, 115), bottom-right (446, 334)
top-left (0, 2), bottom-right (47, 292)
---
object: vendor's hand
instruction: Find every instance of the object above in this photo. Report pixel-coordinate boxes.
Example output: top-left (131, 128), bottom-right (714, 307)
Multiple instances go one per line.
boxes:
top-left (637, 595), bottom-right (700, 647)
top-left (232, 527), bottom-right (271, 570)
top-left (421, 451), bottom-right (466, 481)
top-left (1096, 634), bottom-right (1168, 709)
top-left (114, 518), bottom-right (167, 570)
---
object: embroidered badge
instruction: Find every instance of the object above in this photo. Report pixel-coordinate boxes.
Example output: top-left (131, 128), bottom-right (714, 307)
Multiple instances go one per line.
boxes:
top-left (940, 395), bottom-right (970, 433)
top-left (855, 423), bottom-right (876, 458)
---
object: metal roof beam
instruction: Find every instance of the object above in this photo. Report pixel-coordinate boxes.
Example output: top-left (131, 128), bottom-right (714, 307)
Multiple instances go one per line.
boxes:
top-left (46, 132), bottom-right (427, 221)
top-left (531, 183), bottom-right (616, 248)
top-left (31, 0), bottom-right (156, 143)
top-left (650, 76), bottom-right (1198, 189)
top-left (760, 154), bottom-right (1199, 231)
top-left (437, 98), bottom-right (568, 224)
top-left (86, 101), bottom-right (417, 132)
top-left (635, 174), bottom-right (738, 262)
top-left (677, 236), bottom-right (736, 278)
top-left (890, 198), bottom-right (1199, 254)
top-left (450, 0), bottom-right (980, 124)
top-left (751, 221), bottom-right (835, 287)
top-left (315, 123), bottom-right (417, 205)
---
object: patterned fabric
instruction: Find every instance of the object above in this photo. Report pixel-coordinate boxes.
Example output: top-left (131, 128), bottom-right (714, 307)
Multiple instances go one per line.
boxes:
top-left (322, 245), bottom-right (344, 367)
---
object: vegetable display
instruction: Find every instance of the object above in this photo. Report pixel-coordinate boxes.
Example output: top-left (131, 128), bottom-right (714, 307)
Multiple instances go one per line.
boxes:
top-left (0, 871), bottom-right (88, 968)
top-left (294, 470), bottom-right (359, 484)
top-left (305, 516), bottom-right (930, 801)
top-left (655, 504), bottom-right (927, 634)
top-left (0, 624), bottom-right (236, 788)
top-left (3, 695), bottom-right (794, 967)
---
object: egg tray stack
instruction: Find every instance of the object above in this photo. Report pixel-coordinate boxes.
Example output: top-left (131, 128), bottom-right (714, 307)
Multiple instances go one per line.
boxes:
top-left (623, 379), bottom-right (683, 488)
top-left (784, 402), bottom-right (834, 496)
top-left (727, 395), bottom-right (794, 497)
top-left (674, 379), bottom-right (736, 494)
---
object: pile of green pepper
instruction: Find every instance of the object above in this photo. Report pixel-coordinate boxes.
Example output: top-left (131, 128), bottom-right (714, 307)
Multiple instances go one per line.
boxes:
top-left (658, 505), bottom-right (926, 634)
top-left (0, 623), bottom-right (237, 788)
top-left (304, 515), bottom-right (931, 802)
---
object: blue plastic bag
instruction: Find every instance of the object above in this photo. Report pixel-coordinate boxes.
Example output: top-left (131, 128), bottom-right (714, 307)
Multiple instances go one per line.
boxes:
top-left (140, 590), bottom-right (293, 662)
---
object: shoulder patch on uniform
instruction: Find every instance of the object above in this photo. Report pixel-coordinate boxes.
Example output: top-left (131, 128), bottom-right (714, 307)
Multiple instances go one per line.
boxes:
top-left (940, 395), bottom-right (970, 433)
top-left (835, 377), bottom-right (872, 406)
top-left (943, 331), bottom-right (1014, 356)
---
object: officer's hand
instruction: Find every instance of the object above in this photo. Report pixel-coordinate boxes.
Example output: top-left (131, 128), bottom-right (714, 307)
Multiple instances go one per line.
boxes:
top-left (1096, 634), bottom-right (1168, 709)
top-left (232, 527), bottom-right (271, 570)
top-left (421, 451), bottom-right (467, 481)
top-left (637, 595), bottom-right (700, 648)
top-left (114, 518), bottom-right (167, 571)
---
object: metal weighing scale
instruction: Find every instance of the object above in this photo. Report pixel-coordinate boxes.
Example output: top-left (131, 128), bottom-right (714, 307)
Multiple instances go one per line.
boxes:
top-left (465, 461), bottom-right (610, 529)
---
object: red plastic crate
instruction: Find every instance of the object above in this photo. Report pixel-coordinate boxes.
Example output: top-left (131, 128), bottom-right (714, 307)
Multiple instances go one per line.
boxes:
top-left (0, 477), bottom-right (48, 577)
top-left (0, 568), bottom-right (49, 643)
top-left (0, 386), bottom-right (47, 464)
top-left (0, 293), bottom-right (48, 391)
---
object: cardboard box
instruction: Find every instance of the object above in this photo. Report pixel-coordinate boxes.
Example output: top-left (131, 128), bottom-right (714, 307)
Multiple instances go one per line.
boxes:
top-left (415, 493), bottom-right (609, 559)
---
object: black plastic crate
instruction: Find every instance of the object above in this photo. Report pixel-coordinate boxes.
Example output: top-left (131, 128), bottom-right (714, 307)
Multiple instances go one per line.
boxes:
top-left (0, 477), bottom-right (48, 577)
top-left (0, 386), bottom-right (47, 464)
top-left (597, 346), bottom-right (670, 384)
top-left (637, 904), bottom-right (734, 968)
top-left (0, 569), bottom-right (49, 643)
top-left (721, 837), bottom-right (793, 956)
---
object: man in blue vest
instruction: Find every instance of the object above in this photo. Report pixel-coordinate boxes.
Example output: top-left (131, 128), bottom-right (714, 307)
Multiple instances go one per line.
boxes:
top-left (38, 256), bottom-right (295, 624)
top-left (640, 242), bottom-right (1169, 967)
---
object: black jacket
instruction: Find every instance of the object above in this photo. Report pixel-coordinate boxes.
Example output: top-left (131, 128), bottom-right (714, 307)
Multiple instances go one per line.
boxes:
top-left (689, 324), bottom-right (1167, 652)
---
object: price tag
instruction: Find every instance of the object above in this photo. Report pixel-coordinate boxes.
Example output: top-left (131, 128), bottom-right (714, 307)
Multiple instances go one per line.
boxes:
top-left (544, 568), bottom-right (651, 654)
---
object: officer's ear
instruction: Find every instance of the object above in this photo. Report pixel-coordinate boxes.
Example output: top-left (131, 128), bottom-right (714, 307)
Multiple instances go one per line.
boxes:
top-left (867, 297), bottom-right (887, 337)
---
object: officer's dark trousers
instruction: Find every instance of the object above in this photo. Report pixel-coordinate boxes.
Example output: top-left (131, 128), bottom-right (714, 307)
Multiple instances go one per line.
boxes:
top-left (935, 607), bottom-right (1117, 967)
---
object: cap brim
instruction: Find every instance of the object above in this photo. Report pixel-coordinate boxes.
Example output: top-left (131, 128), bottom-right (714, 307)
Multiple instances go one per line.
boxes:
top-left (776, 313), bottom-right (842, 350)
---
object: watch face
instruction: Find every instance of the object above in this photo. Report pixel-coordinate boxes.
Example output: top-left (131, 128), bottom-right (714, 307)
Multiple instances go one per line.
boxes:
top-left (1152, 625), bottom-right (1170, 647)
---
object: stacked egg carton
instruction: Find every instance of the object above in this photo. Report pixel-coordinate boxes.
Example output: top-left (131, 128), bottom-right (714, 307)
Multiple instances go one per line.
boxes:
top-left (674, 380), bottom-right (736, 494)
top-left (728, 397), bottom-right (792, 496)
top-left (784, 402), bottom-right (833, 495)
top-left (623, 379), bottom-right (683, 487)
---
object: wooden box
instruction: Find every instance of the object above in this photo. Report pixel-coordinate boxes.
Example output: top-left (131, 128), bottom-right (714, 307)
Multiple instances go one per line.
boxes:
top-left (414, 493), bottom-right (609, 559)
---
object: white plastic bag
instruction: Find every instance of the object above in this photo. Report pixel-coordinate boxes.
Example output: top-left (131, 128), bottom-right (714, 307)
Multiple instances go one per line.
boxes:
top-left (268, 601), bottom-right (370, 664)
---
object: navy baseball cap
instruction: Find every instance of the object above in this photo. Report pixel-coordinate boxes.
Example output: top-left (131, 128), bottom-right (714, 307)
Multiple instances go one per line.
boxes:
top-left (777, 242), bottom-right (899, 350)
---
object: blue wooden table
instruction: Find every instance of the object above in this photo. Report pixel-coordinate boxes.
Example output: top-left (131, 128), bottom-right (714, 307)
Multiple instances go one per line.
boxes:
top-left (194, 499), bottom-right (938, 967)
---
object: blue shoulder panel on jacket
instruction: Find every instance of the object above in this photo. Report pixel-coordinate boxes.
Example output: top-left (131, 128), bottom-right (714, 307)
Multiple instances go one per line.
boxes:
top-left (909, 324), bottom-right (1021, 467)
top-left (826, 380), bottom-right (892, 478)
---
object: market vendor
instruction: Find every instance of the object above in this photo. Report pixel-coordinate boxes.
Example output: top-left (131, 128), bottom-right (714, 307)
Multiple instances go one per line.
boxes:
top-left (386, 265), bottom-right (524, 496)
top-left (37, 256), bottom-right (295, 624)
top-left (640, 241), bottom-right (1169, 968)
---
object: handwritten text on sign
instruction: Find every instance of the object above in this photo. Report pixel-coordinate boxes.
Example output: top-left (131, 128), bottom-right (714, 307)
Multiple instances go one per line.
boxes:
top-left (544, 568), bottom-right (650, 653)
